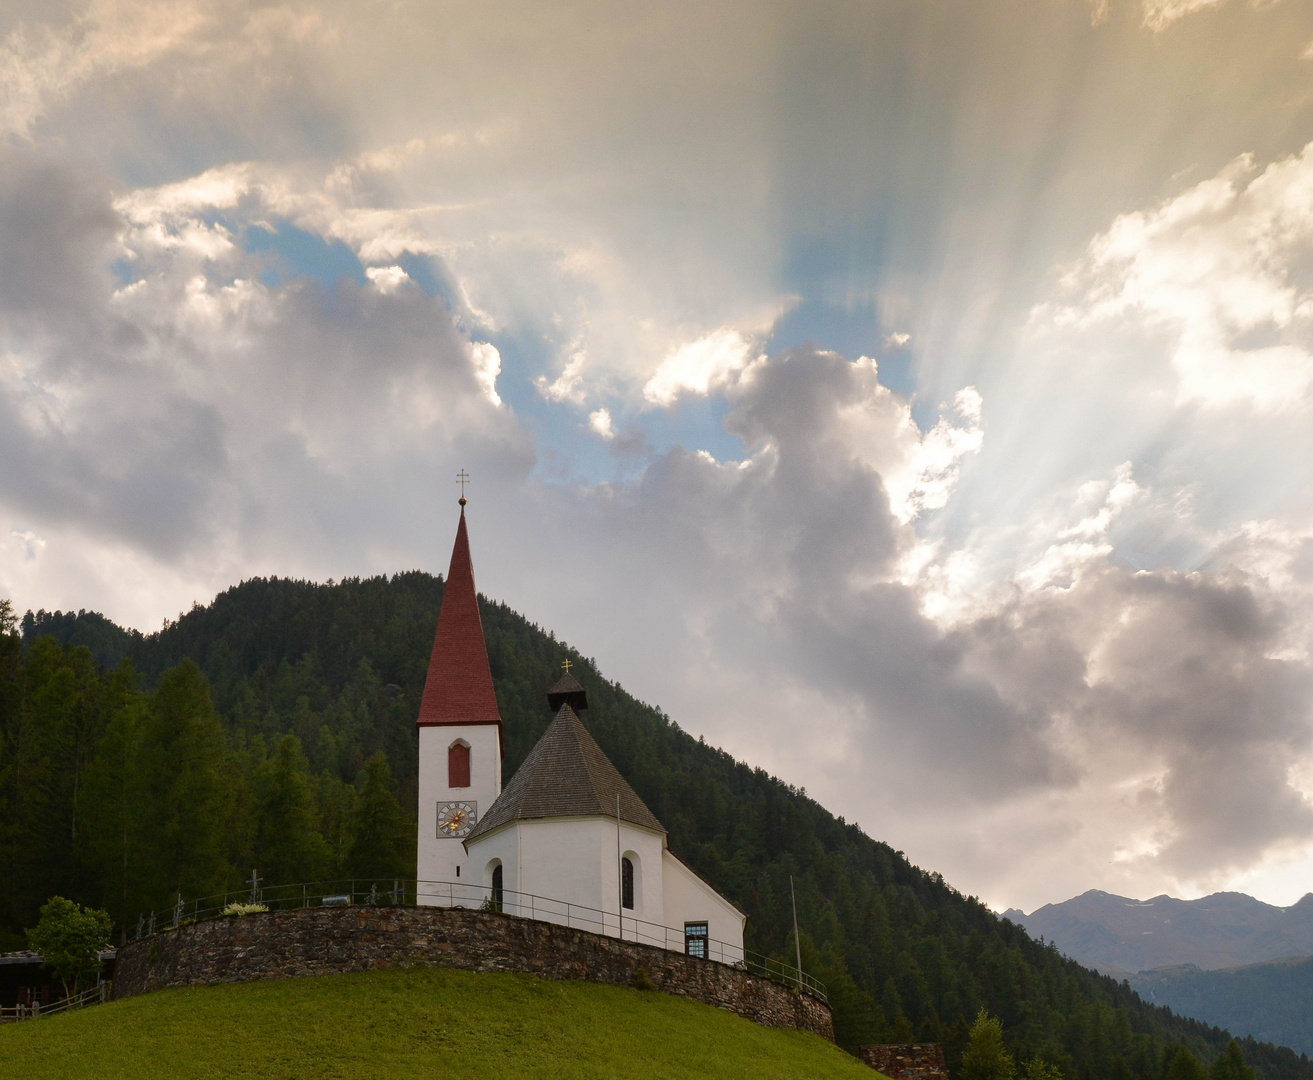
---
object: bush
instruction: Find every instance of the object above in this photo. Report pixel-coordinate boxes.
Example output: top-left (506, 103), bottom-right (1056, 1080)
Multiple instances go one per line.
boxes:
top-left (221, 902), bottom-right (269, 916)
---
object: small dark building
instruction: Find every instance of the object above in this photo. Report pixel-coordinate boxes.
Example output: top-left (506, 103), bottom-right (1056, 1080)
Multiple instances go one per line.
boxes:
top-left (0, 949), bottom-right (116, 1013)
top-left (859, 1043), bottom-right (950, 1079)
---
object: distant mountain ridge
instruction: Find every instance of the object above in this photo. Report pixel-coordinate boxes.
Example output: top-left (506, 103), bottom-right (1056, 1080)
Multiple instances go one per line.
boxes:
top-left (1005, 890), bottom-right (1313, 975)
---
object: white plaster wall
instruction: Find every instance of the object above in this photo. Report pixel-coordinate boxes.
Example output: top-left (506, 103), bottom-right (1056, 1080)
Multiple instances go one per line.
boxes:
top-left (416, 724), bottom-right (501, 906)
top-left (467, 824), bottom-right (519, 901)
top-left (465, 818), bottom-right (667, 943)
top-left (662, 850), bottom-right (746, 964)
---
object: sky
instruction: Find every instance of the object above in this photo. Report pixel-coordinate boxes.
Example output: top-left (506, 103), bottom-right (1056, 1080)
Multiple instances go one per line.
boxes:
top-left (3, 0), bottom-right (1313, 915)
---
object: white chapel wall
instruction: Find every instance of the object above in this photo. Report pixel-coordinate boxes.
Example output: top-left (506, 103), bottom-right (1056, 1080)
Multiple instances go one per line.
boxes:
top-left (465, 818), bottom-right (668, 944)
top-left (661, 850), bottom-right (746, 964)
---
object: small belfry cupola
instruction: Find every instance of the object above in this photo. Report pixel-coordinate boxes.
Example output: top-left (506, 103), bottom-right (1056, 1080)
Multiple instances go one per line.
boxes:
top-left (416, 499), bottom-right (503, 746)
top-left (547, 662), bottom-right (588, 713)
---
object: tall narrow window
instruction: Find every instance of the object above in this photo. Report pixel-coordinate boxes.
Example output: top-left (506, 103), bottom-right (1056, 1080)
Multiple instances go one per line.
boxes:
top-left (448, 741), bottom-right (470, 787)
top-left (685, 921), bottom-right (708, 959)
top-left (621, 857), bottom-right (634, 910)
top-left (491, 864), bottom-right (503, 910)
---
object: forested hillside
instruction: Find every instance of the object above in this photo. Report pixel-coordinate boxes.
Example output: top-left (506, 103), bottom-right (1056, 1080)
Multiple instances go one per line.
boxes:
top-left (3, 579), bottom-right (1311, 1078)
top-left (1130, 960), bottom-right (1313, 1057)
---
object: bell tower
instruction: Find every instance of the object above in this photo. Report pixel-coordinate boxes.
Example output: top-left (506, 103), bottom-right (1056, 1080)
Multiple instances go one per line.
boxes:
top-left (415, 488), bottom-right (503, 904)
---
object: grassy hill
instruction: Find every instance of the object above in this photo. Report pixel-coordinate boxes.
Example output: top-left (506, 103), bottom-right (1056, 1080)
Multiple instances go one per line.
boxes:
top-left (7, 574), bottom-right (1313, 1079)
top-left (0, 967), bottom-right (872, 1080)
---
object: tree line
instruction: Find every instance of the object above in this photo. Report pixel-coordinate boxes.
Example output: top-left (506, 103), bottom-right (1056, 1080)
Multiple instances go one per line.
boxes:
top-left (0, 598), bottom-right (410, 947)
top-left (3, 579), bottom-right (1311, 1080)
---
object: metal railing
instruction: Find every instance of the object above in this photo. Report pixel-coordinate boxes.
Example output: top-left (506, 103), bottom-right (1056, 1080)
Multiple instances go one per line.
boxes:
top-left (0, 982), bottom-right (107, 1023)
top-left (130, 877), bottom-right (827, 1003)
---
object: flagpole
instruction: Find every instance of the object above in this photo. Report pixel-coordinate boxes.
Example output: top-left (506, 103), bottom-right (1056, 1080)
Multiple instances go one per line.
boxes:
top-left (616, 794), bottom-right (623, 939)
top-left (790, 875), bottom-right (803, 990)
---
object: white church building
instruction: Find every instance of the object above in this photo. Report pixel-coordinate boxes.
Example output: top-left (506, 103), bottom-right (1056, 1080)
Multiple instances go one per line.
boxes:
top-left (415, 500), bottom-right (745, 964)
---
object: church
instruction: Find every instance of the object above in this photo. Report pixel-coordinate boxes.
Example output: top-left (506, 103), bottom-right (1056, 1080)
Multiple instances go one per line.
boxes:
top-left (415, 499), bottom-right (745, 964)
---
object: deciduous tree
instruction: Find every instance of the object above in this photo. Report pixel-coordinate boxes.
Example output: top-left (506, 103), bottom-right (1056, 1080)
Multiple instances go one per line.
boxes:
top-left (25, 895), bottom-right (112, 997)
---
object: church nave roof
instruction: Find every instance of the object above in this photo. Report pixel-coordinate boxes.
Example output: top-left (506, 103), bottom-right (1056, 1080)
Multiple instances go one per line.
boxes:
top-left (465, 703), bottom-right (665, 842)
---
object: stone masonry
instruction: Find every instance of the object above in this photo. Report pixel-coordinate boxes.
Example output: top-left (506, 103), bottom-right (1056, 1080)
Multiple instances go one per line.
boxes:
top-left (114, 905), bottom-right (833, 1041)
top-left (859, 1043), bottom-right (950, 1078)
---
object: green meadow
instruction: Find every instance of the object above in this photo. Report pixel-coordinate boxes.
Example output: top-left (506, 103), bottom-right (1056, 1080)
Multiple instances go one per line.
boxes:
top-left (0, 967), bottom-right (877, 1080)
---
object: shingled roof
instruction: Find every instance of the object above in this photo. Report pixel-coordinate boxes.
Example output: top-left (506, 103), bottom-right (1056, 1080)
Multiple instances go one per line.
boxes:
top-left (546, 671), bottom-right (588, 713)
top-left (465, 704), bottom-right (665, 842)
top-left (416, 507), bottom-right (503, 740)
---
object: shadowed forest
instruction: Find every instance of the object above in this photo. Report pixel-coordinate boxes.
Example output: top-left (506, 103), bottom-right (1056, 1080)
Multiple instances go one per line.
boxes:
top-left (1, 576), bottom-right (1310, 1075)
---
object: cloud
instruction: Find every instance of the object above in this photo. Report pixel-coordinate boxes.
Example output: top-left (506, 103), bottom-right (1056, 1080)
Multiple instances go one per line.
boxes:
top-left (0, 145), bottom-right (528, 612)
top-left (536, 348), bottom-right (588, 405)
top-left (1140, 0), bottom-right (1228, 32)
top-left (588, 408), bottom-right (614, 440)
top-left (0, 0), bottom-right (207, 138)
top-left (499, 344), bottom-right (1313, 908)
top-left (1050, 145), bottom-right (1313, 413)
top-left (643, 328), bottom-right (759, 406)
top-left (365, 265), bottom-right (411, 294)
top-left (469, 342), bottom-right (503, 406)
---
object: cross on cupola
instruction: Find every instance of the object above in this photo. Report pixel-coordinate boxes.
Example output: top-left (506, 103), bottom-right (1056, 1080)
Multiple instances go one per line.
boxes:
top-left (457, 469), bottom-right (470, 507)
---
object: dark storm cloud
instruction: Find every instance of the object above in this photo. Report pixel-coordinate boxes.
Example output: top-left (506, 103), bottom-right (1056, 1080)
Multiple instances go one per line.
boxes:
top-left (0, 149), bottom-right (118, 319)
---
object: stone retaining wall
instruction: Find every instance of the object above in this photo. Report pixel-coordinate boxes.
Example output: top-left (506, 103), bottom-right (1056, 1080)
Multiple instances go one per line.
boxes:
top-left (860, 1043), bottom-right (950, 1079)
top-left (114, 906), bottom-right (833, 1041)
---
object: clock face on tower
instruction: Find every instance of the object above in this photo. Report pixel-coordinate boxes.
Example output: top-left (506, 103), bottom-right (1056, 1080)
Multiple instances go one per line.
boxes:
top-left (437, 801), bottom-right (477, 838)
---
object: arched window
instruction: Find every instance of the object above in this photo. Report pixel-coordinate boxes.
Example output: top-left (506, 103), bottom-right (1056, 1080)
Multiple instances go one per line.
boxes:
top-left (448, 741), bottom-right (470, 787)
top-left (621, 857), bottom-right (634, 910)
top-left (491, 863), bottom-right (503, 910)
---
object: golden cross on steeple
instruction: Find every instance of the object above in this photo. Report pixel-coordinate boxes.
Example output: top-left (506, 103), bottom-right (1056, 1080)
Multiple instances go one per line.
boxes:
top-left (561, 659), bottom-right (572, 675)
top-left (456, 469), bottom-right (470, 506)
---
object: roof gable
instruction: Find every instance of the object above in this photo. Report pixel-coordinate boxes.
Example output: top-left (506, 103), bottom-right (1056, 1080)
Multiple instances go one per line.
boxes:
top-left (417, 508), bottom-right (503, 730)
top-left (466, 704), bottom-right (664, 841)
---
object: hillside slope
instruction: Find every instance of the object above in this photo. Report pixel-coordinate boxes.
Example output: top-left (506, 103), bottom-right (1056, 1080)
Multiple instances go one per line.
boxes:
top-left (7, 576), bottom-right (1313, 1079)
top-left (1130, 959), bottom-right (1313, 1057)
top-left (0, 967), bottom-right (871, 1080)
top-left (1006, 890), bottom-right (1313, 974)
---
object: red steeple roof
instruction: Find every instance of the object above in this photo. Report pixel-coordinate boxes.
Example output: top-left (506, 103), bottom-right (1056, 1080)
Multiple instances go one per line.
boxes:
top-left (417, 507), bottom-right (503, 739)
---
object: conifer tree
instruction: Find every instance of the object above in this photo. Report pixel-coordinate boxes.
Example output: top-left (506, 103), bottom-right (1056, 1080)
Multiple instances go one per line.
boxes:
top-left (81, 664), bottom-right (148, 937)
top-left (135, 660), bottom-right (231, 905)
top-left (254, 733), bottom-right (330, 883)
top-left (1165, 1046), bottom-right (1209, 1080)
top-left (962, 1009), bottom-right (1016, 1080)
top-left (1210, 1044), bottom-right (1255, 1080)
top-left (345, 751), bottom-right (407, 880)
